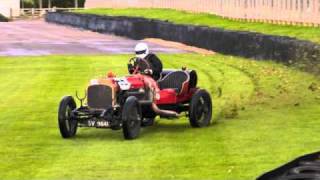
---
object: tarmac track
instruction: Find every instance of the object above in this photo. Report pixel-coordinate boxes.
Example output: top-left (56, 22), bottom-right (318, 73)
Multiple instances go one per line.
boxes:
top-left (0, 20), bottom-right (186, 56)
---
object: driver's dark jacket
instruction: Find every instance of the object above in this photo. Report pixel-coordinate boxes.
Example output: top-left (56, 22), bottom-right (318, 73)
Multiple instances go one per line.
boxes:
top-left (145, 53), bottom-right (163, 81)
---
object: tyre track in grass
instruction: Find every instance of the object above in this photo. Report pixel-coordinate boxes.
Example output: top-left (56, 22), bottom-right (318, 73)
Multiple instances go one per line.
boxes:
top-left (158, 54), bottom-right (255, 122)
top-left (209, 59), bottom-right (259, 98)
top-left (216, 60), bottom-right (260, 93)
top-left (207, 60), bottom-right (256, 119)
top-left (187, 56), bottom-right (256, 115)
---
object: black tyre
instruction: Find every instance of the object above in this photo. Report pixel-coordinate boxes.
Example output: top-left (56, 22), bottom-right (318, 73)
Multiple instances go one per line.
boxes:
top-left (189, 89), bottom-right (212, 127)
top-left (299, 160), bottom-right (320, 166)
top-left (280, 173), bottom-right (320, 180)
top-left (58, 96), bottom-right (78, 138)
top-left (122, 96), bottom-right (142, 140)
top-left (289, 166), bottom-right (320, 175)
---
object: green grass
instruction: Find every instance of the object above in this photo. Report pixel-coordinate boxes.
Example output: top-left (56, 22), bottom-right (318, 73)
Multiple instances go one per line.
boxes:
top-left (75, 8), bottom-right (320, 44)
top-left (0, 54), bottom-right (320, 180)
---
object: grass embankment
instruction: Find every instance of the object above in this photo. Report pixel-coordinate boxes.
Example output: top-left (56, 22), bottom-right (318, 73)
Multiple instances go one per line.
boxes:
top-left (0, 54), bottom-right (319, 179)
top-left (75, 8), bottom-right (320, 44)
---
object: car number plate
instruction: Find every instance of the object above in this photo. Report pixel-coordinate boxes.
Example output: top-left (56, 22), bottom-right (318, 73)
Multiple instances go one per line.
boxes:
top-left (88, 120), bottom-right (110, 128)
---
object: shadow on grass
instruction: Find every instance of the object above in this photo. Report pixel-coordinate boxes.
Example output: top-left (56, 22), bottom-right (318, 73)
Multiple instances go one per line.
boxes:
top-left (142, 121), bottom-right (190, 134)
top-left (74, 128), bottom-right (123, 141)
top-left (70, 120), bottom-right (218, 141)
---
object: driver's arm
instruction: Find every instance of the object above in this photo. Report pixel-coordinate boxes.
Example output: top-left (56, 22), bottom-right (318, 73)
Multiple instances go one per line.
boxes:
top-left (148, 54), bottom-right (163, 79)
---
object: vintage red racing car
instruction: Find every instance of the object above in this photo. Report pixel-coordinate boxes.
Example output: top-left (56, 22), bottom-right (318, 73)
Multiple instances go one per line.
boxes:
top-left (58, 58), bottom-right (212, 139)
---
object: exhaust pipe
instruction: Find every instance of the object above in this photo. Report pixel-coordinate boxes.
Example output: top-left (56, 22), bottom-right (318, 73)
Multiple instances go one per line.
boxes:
top-left (151, 103), bottom-right (179, 118)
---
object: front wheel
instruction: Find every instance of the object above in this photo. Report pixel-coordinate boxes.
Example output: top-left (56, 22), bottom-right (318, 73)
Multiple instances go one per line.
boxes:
top-left (58, 96), bottom-right (78, 138)
top-left (189, 89), bottom-right (212, 127)
top-left (122, 96), bottom-right (142, 140)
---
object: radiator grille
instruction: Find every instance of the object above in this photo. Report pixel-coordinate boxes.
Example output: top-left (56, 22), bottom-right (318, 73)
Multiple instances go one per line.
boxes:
top-left (88, 85), bottom-right (113, 109)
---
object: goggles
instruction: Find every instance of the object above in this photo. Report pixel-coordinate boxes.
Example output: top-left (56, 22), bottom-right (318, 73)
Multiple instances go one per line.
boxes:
top-left (135, 50), bottom-right (146, 55)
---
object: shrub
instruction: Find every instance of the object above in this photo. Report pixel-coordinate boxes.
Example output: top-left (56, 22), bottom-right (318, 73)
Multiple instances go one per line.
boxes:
top-left (0, 14), bottom-right (9, 22)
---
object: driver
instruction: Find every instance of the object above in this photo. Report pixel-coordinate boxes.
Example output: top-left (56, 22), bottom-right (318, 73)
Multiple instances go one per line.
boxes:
top-left (134, 42), bottom-right (163, 80)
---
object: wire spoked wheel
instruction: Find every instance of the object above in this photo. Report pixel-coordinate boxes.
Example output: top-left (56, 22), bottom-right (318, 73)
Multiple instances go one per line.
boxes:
top-left (58, 96), bottom-right (78, 138)
top-left (189, 89), bottom-right (212, 127)
top-left (122, 96), bottom-right (142, 140)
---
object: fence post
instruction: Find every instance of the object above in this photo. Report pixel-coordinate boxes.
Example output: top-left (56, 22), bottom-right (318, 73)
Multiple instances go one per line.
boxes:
top-left (75, 0), bottom-right (79, 8)
top-left (39, 0), bottom-right (43, 9)
top-left (32, 8), bottom-right (34, 19)
top-left (10, 8), bottom-right (13, 20)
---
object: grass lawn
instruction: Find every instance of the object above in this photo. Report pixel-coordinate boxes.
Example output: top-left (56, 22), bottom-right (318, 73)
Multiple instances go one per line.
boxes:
top-left (75, 8), bottom-right (320, 44)
top-left (0, 53), bottom-right (319, 180)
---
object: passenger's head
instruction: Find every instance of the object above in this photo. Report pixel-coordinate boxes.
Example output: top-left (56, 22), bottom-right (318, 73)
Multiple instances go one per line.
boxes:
top-left (134, 42), bottom-right (149, 59)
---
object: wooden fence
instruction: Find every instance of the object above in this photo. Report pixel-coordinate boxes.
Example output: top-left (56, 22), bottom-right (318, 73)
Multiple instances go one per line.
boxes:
top-left (19, 8), bottom-right (84, 18)
top-left (85, 0), bottom-right (320, 26)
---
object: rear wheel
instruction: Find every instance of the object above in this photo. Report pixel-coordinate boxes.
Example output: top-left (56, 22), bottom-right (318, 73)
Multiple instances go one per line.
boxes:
top-left (122, 96), bottom-right (142, 140)
top-left (189, 89), bottom-right (212, 127)
top-left (58, 96), bottom-right (78, 138)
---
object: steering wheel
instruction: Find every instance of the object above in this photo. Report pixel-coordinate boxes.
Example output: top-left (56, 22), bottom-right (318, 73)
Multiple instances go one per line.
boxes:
top-left (128, 57), bottom-right (139, 74)
top-left (128, 57), bottom-right (151, 75)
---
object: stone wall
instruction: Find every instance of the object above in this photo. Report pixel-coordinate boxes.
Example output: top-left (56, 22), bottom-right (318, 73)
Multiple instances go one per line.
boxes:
top-left (46, 12), bottom-right (320, 74)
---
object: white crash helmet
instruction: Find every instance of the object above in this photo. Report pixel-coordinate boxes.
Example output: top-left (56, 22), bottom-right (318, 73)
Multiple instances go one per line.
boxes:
top-left (134, 42), bottom-right (149, 59)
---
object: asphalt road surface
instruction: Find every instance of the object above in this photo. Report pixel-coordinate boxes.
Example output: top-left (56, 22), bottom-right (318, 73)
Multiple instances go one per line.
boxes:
top-left (0, 20), bottom-right (186, 56)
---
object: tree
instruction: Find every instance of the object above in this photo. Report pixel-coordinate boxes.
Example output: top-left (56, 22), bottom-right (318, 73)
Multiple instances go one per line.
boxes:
top-left (22, 0), bottom-right (35, 8)
top-left (21, 0), bottom-right (86, 8)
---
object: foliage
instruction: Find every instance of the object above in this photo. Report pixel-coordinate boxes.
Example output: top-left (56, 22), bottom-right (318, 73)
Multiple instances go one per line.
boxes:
top-left (22, 0), bottom-right (86, 8)
top-left (0, 13), bottom-right (9, 22)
